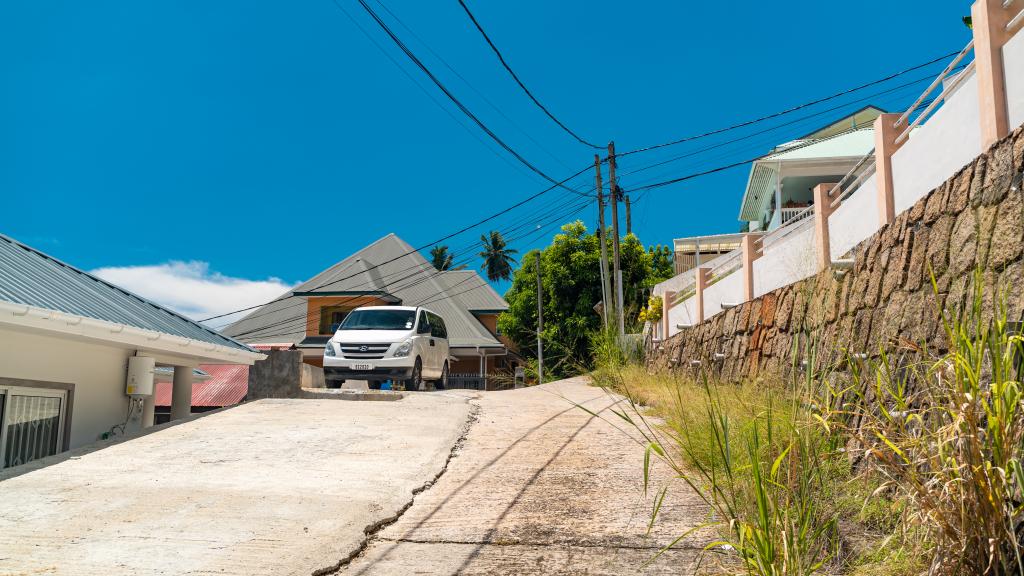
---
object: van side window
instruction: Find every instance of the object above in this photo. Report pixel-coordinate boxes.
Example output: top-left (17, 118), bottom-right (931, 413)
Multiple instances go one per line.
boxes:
top-left (417, 310), bottom-right (430, 334)
top-left (428, 312), bottom-right (447, 339)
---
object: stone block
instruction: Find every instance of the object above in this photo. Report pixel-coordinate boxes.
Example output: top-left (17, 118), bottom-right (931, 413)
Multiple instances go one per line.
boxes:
top-left (949, 208), bottom-right (978, 275)
top-left (969, 155), bottom-right (989, 209)
top-left (947, 164), bottom-right (974, 214)
top-left (905, 227), bottom-right (929, 291)
top-left (923, 181), bottom-right (950, 223)
top-left (927, 214), bottom-right (954, 277)
top-left (981, 137), bottom-right (1017, 206)
top-left (988, 190), bottom-right (1024, 270)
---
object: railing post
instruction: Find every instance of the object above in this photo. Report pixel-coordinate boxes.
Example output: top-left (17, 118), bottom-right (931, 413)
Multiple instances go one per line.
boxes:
top-left (813, 183), bottom-right (838, 271)
top-left (972, 0), bottom-right (1013, 149)
top-left (873, 113), bottom-right (904, 226)
top-left (741, 233), bottom-right (763, 302)
top-left (661, 291), bottom-right (675, 339)
top-left (695, 267), bottom-right (710, 324)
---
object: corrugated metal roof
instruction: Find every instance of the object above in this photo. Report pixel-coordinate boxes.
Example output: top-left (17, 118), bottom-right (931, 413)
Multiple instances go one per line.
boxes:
top-left (0, 233), bottom-right (254, 353)
top-left (436, 270), bottom-right (508, 311)
top-left (222, 234), bottom-right (505, 350)
top-left (154, 364), bottom-right (249, 407)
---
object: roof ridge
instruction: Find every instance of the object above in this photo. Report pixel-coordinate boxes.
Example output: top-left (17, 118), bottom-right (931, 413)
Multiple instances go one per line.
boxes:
top-left (0, 233), bottom-right (253, 352)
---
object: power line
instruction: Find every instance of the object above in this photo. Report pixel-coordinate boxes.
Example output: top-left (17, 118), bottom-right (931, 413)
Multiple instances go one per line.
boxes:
top-left (455, 0), bottom-right (601, 149)
top-left (237, 198), bottom-right (592, 341)
top-left (370, 0), bottom-right (575, 172)
top-left (615, 50), bottom-right (961, 158)
top-left (200, 161), bottom-right (593, 323)
top-left (617, 66), bottom-right (961, 182)
top-left (336, 0), bottom-right (581, 195)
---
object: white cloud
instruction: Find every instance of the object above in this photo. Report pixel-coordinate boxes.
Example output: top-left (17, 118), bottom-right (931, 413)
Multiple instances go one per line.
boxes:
top-left (91, 261), bottom-right (295, 327)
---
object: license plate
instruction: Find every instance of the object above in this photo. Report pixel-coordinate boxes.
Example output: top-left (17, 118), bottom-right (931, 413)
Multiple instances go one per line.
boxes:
top-left (351, 363), bottom-right (373, 371)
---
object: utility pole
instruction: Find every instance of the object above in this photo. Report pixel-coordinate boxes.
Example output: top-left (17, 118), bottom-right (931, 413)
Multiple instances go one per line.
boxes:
top-left (594, 154), bottom-right (611, 329)
top-left (624, 194), bottom-right (632, 235)
top-left (535, 251), bottom-right (544, 386)
top-left (608, 141), bottom-right (625, 337)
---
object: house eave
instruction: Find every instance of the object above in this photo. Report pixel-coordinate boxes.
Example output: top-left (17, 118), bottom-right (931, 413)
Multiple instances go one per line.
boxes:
top-left (0, 301), bottom-right (265, 365)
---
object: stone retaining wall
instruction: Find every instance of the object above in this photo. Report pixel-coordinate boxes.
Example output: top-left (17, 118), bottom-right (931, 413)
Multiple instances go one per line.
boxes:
top-left (647, 126), bottom-right (1024, 380)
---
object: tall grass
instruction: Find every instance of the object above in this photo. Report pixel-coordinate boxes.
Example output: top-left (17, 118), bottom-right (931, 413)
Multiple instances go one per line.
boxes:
top-left (850, 275), bottom-right (1024, 575)
top-left (597, 271), bottom-right (1024, 574)
top-left (593, 364), bottom-right (841, 575)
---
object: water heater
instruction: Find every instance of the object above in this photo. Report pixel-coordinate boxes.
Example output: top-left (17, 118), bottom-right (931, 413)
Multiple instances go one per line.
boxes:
top-left (126, 356), bottom-right (156, 397)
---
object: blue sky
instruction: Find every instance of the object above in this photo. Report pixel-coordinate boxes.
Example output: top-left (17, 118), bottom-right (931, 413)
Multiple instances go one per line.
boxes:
top-left (0, 1), bottom-right (971, 320)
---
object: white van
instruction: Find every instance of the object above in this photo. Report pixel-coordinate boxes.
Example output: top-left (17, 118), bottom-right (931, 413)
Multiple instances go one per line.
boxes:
top-left (322, 306), bottom-right (450, 391)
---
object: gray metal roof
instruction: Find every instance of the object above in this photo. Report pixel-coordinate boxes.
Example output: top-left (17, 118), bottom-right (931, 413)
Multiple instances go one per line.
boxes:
top-left (0, 233), bottom-right (255, 353)
top-left (436, 270), bottom-right (508, 312)
top-left (222, 234), bottom-right (506, 349)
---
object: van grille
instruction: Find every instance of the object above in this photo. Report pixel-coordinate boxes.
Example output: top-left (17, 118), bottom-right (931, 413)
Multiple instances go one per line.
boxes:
top-left (340, 343), bottom-right (392, 360)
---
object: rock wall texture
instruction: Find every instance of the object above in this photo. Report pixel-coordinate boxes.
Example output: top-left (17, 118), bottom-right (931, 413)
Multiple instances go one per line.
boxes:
top-left (647, 126), bottom-right (1024, 380)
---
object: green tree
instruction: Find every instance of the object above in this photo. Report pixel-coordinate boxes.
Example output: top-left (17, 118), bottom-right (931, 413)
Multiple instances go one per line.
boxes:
top-left (479, 231), bottom-right (517, 282)
top-left (647, 244), bottom-right (674, 284)
top-left (430, 245), bottom-right (466, 271)
top-left (498, 221), bottom-right (668, 378)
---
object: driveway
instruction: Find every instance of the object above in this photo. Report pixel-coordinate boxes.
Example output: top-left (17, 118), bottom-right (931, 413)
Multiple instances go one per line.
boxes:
top-left (0, 378), bottom-right (712, 576)
top-left (336, 377), bottom-right (710, 575)
top-left (0, 395), bottom-right (472, 576)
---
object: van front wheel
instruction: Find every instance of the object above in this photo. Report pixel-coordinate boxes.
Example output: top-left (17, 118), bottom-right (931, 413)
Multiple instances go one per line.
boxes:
top-left (405, 358), bottom-right (423, 391)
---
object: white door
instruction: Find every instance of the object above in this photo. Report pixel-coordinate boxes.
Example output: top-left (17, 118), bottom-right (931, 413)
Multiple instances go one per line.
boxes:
top-left (0, 386), bottom-right (67, 470)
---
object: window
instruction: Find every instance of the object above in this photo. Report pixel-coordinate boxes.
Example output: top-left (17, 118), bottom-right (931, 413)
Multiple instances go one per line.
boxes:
top-left (319, 306), bottom-right (351, 335)
top-left (0, 384), bottom-right (68, 470)
top-left (341, 308), bottom-right (417, 331)
top-left (416, 310), bottom-right (430, 334)
top-left (428, 312), bottom-right (448, 339)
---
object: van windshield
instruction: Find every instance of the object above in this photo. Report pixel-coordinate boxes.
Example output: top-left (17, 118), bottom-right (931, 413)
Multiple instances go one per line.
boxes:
top-left (338, 309), bottom-right (416, 331)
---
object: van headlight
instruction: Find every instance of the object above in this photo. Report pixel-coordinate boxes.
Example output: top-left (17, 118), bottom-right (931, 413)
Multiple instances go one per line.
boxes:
top-left (393, 339), bottom-right (413, 358)
top-left (324, 342), bottom-right (336, 357)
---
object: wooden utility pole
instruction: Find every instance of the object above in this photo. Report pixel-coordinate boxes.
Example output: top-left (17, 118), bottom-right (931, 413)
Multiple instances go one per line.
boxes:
top-left (608, 141), bottom-right (624, 336)
top-left (535, 251), bottom-right (544, 386)
top-left (594, 154), bottom-right (611, 329)
top-left (624, 194), bottom-right (632, 235)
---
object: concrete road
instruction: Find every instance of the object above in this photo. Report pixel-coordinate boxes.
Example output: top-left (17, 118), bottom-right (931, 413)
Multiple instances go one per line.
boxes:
top-left (337, 377), bottom-right (714, 575)
top-left (0, 395), bottom-right (472, 576)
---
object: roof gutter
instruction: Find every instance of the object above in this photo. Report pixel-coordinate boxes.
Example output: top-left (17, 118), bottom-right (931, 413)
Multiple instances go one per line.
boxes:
top-left (0, 301), bottom-right (266, 365)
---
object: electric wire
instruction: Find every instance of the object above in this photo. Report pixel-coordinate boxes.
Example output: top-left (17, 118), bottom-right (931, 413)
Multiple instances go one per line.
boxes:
top-left (615, 50), bottom-right (961, 158)
top-left (455, 0), bottom-right (601, 149)
top-left (337, 0), bottom-right (588, 196)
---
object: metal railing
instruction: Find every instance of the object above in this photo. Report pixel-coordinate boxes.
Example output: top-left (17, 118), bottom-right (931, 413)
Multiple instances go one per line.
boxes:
top-left (1008, 0), bottom-right (1024, 31)
top-left (779, 206), bottom-right (814, 226)
top-left (894, 41), bottom-right (976, 146)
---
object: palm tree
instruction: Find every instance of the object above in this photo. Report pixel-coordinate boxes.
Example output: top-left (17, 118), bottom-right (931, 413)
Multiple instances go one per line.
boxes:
top-left (430, 245), bottom-right (466, 271)
top-left (478, 231), bottom-right (517, 282)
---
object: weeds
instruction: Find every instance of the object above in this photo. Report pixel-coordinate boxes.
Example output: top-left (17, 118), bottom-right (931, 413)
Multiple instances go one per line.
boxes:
top-left (597, 271), bottom-right (1024, 575)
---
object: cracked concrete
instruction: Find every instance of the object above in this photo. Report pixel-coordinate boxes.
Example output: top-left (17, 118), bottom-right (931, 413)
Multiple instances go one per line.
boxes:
top-left (0, 395), bottom-right (473, 576)
top-left (336, 377), bottom-right (717, 575)
top-left (0, 378), bottom-right (718, 576)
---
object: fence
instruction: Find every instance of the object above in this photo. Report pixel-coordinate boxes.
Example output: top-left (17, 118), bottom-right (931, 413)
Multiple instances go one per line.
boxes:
top-left (445, 373), bottom-right (518, 391)
top-left (652, 1), bottom-right (1024, 343)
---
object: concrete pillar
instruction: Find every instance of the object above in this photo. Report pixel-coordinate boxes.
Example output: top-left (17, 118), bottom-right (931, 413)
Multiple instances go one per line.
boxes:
top-left (873, 113), bottom-right (905, 226)
top-left (694, 267), bottom-right (711, 324)
top-left (813, 183), bottom-right (839, 271)
top-left (170, 365), bottom-right (193, 421)
top-left (141, 395), bottom-right (155, 428)
top-left (972, 0), bottom-right (1013, 149)
top-left (661, 291), bottom-right (675, 338)
top-left (741, 233), bottom-right (763, 302)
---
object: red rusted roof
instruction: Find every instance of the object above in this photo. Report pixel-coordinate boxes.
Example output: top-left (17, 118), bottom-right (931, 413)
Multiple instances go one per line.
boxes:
top-left (250, 343), bottom-right (295, 351)
top-left (155, 364), bottom-right (248, 408)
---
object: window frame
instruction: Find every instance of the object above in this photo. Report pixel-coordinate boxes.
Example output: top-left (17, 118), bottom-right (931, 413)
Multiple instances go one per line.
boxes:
top-left (0, 377), bottom-right (74, 471)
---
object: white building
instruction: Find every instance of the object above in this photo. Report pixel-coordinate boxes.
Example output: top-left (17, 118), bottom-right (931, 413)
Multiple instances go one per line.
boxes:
top-left (0, 233), bottom-right (263, 470)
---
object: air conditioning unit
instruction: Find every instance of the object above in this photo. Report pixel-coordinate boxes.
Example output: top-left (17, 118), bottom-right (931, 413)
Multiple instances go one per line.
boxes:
top-left (126, 356), bottom-right (156, 397)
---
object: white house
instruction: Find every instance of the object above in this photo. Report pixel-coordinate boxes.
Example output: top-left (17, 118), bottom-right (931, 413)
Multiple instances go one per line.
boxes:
top-left (0, 233), bottom-right (263, 470)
